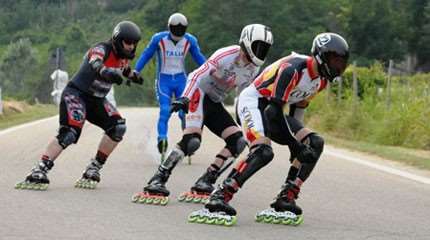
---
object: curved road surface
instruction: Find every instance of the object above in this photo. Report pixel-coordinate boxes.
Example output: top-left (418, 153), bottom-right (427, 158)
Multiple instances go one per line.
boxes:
top-left (1, 108), bottom-right (429, 240)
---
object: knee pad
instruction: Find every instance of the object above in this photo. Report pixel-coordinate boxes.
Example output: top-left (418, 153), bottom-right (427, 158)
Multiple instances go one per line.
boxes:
top-left (56, 126), bottom-right (79, 149)
top-left (233, 144), bottom-right (274, 186)
top-left (106, 119), bottom-right (127, 142)
top-left (177, 133), bottom-right (201, 156)
top-left (300, 133), bottom-right (324, 164)
top-left (224, 132), bottom-right (247, 157)
top-left (249, 144), bottom-right (275, 163)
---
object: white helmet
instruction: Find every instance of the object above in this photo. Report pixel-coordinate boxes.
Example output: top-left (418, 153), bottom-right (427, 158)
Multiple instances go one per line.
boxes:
top-left (168, 13), bottom-right (188, 37)
top-left (239, 24), bottom-right (273, 66)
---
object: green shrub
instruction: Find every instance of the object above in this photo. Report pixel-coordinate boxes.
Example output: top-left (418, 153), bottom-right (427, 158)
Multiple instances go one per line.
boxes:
top-left (306, 63), bottom-right (430, 150)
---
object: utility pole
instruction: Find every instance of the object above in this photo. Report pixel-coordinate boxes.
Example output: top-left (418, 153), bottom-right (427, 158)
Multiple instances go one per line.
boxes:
top-left (337, 77), bottom-right (343, 103)
top-left (386, 59), bottom-right (393, 109)
top-left (352, 61), bottom-right (358, 103)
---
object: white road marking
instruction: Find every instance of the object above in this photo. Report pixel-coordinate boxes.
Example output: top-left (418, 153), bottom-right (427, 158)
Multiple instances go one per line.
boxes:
top-left (2, 115), bottom-right (429, 185)
top-left (325, 149), bottom-right (430, 185)
top-left (0, 115), bottom-right (58, 137)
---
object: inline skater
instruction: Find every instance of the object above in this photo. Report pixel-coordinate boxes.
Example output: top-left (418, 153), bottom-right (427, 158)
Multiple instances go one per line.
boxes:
top-left (132, 24), bottom-right (273, 205)
top-left (188, 32), bottom-right (349, 226)
top-left (15, 21), bottom-right (143, 190)
top-left (134, 13), bottom-right (206, 162)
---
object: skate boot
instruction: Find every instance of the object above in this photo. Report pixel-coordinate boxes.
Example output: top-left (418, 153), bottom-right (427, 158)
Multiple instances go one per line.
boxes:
top-left (256, 180), bottom-right (304, 226)
top-left (132, 167), bottom-right (170, 205)
top-left (157, 139), bottom-right (168, 163)
top-left (178, 168), bottom-right (218, 204)
top-left (75, 159), bottom-right (103, 189)
top-left (15, 159), bottom-right (54, 191)
top-left (188, 179), bottom-right (238, 226)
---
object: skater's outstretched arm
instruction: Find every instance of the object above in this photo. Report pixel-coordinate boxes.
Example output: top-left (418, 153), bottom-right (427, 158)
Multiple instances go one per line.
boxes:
top-left (134, 33), bottom-right (160, 73)
top-left (186, 33), bottom-right (206, 66)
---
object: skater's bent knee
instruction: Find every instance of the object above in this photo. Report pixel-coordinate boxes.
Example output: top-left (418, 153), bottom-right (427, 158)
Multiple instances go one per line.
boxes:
top-left (300, 133), bottom-right (324, 163)
top-left (57, 126), bottom-right (79, 149)
top-left (249, 144), bottom-right (274, 163)
top-left (178, 133), bottom-right (201, 156)
top-left (106, 119), bottom-right (126, 142)
top-left (225, 132), bottom-right (247, 157)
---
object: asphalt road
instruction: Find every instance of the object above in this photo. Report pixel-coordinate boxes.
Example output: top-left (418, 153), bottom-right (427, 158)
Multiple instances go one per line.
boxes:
top-left (1, 108), bottom-right (429, 240)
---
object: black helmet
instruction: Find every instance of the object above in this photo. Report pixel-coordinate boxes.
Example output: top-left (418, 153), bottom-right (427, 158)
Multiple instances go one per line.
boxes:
top-left (168, 13), bottom-right (188, 38)
top-left (311, 33), bottom-right (349, 82)
top-left (112, 21), bottom-right (141, 59)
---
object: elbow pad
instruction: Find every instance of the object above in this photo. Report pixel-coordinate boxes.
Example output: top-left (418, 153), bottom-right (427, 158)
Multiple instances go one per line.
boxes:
top-left (89, 57), bottom-right (104, 73)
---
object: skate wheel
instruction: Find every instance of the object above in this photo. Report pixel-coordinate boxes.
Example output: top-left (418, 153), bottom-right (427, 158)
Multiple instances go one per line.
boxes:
top-left (215, 217), bottom-right (225, 225)
top-left (224, 216), bottom-right (237, 226)
top-left (177, 192), bottom-right (188, 202)
top-left (131, 194), bottom-right (141, 203)
top-left (272, 217), bottom-right (282, 224)
top-left (290, 215), bottom-right (304, 226)
top-left (152, 197), bottom-right (162, 205)
top-left (136, 194), bottom-right (147, 203)
top-left (263, 215), bottom-right (274, 223)
top-left (281, 217), bottom-right (292, 225)
top-left (160, 197), bottom-right (169, 205)
top-left (15, 182), bottom-right (24, 189)
top-left (185, 195), bottom-right (194, 202)
top-left (145, 197), bottom-right (154, 204)
top-left (255, 214), bottom-right (264, 222)
top-left (75, 179), bottom-right (97, 189)
top-left (138, 196), bottom-right (147, 203)
top-left (188, 214), bottom-right (198, 223)
top-left (15, 182), bottom-right (48, 191)
top-left (196, 215), bottom-right (207, 223)
top-left (205, 216), bottom-right (216, 224)
top-left (192, 196), bottom-right (202, 203)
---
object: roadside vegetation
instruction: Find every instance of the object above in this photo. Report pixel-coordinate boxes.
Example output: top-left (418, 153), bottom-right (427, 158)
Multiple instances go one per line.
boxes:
top-left (0, 101), bottom-right (57, 130)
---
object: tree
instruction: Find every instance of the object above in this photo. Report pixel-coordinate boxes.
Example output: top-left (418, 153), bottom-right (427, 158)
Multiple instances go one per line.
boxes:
top-left (0, 38), bottom-right (39, 99)
top-left (417, 1), bottom-right (430, 69)
top-left (347, 0), bottom-right (409, 65)
top-left (64, 24), bottom-right (89, 54)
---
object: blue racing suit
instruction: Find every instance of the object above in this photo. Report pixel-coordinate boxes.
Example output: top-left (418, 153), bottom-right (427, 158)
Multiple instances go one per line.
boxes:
top-left (135, 31), bottom-right (206, 142)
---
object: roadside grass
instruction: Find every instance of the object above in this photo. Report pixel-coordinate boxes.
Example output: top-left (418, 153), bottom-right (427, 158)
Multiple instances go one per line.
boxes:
top-left (0, 102), bottom-right (57, 130)
top-left (321, 133), bottom-right (430, 171)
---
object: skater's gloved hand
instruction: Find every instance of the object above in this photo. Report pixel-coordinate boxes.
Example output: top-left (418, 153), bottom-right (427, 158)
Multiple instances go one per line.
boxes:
top-left (289, 141), bottom-right (315, 163)
top-left (100, 67), bottom-right (123, 85)
top-left (171, 97), bottom-right (190, 114)
top-left (127, 70), bottom-right (144, 85)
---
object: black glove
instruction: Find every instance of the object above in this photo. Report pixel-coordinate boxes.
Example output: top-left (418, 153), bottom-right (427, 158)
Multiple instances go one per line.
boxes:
top-left (127, 70), bottom-right (144, 85)
top-left (100, 67), bottom-right (123, 85)
top-left (289, 141), bottom-right (315, 163)
top-left (170, 97), bottom-right (190, 114)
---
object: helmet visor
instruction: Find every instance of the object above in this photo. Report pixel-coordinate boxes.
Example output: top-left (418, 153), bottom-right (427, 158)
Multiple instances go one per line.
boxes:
top-left (123, 39), bottom-right (138, 45)
top-left (169, 24), bottom-right (187, 37)
top-left (251, 40), bottom-right (271, 61)
top-left (327, 52), bottom-right (348, 77)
